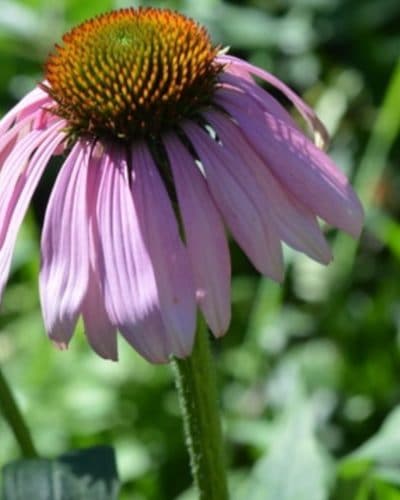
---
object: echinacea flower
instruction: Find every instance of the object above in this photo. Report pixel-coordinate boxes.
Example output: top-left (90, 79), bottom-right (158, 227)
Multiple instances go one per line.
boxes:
top-left (0, 7), bottom-right (363, 363)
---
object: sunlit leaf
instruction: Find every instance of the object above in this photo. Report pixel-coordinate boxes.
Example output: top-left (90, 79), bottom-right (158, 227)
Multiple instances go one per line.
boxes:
top-left (242, 402), bottom-right (331, 500)
top-left (350, 406), bottom-right (400, 465)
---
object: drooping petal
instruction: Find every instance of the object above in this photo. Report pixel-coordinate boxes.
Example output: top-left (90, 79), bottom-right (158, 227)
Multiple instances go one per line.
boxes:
top-left (0, 131), bottom-right (53, 220)
top-left (217, 72), bottom-right (299, 131)
top-left (217, 54), bottom-right (330, 149)
top-left (0, 115), bottom-right (39, 166)
top-left (0, 121), bottom-right (66, 299)
top-left (204, 110), bottom-right (332, 264)
top-left (0, 121), bottom-right (65, 227)
top-left (95, 144), bottom-right (171, 363)
top-left (131, 142), bottom-right (197, 357)
top-left (164, 133), bottom-right (231, 337)
top-left (81, 266), bottom-right (118, 361)
top-left (0, 85), bottom-right (51, 135)
top-left (217, 90), bottom-right (364, 238)
top-left (184, 121), bottom-right (284, 281)
top-left (39, 140), bottom-right (91, 347)
top-left (81, 156), bottom-right (118, 361)
top-left (0, 137), bottom-right (17, 172)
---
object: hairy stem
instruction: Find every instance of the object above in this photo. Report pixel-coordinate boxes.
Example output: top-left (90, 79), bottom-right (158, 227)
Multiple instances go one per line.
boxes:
top-left (172, 316), bottom-right (229, 499)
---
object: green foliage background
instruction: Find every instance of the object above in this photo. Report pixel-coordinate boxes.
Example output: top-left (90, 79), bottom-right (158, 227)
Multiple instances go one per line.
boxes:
top-left (0, 0), bottom-right (399, 498)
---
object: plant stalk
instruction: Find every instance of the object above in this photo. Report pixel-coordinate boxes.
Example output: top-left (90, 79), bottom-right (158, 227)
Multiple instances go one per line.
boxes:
top-left (172, 316), bottom-right (229, 499)
top-left (0, 366), bottom-right (38, 458)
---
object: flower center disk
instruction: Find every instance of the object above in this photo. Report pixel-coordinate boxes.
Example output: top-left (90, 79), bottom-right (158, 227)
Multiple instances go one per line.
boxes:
top-left (45, 8), bottom-right (220, 141)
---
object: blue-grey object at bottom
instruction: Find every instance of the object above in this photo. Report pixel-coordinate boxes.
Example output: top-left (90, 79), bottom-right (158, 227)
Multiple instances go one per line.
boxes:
top-left (2, 445), bottom-right (120, 500)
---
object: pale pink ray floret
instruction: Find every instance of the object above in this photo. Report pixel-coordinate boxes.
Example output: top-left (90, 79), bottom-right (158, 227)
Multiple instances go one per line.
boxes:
top-left (0, 54), bottom-right (363, 363)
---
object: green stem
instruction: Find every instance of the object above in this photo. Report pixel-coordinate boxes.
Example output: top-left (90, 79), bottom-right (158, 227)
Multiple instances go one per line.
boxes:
top-left (0, 366), bottom-right (38, 458)
top-left (172, 316), bottom-right (229, 500)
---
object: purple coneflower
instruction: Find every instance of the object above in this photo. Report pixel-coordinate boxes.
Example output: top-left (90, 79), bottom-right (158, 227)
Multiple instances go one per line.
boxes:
top-left (0, 8), bottom-right (363, 362)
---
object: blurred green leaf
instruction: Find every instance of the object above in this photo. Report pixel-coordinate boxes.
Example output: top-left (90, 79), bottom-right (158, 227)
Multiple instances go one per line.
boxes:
top-left (318, 56), bottom-right (400, 295)
top-left (373, 481), bottom-right (400, 500)
top-left (2, 446), bottom-right (120, 500)
top-left (334, 407), bottom-right (400, 498)
top-left (374, 467), bottom-right (400, 487)
top-left (332, 459), bottom-right (371, 500)
top-left (355, 57), bottom-right (400, 208)
top-left (349, 406), bottom-right (400, 466)
top-left (241, 403), bottom-right (331, 500)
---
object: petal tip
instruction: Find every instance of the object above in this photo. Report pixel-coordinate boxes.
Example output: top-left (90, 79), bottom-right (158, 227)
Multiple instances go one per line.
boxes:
top-left (89, 341), bottom-right (119, 362)
top-left (211, 327), bottom-right (228, 339)
top-left (267, 266), bottom-right (285, 284)
top-left (344, 197), bottom-right (365, 239)
top-left (52, 340), bottom-right (69, 351)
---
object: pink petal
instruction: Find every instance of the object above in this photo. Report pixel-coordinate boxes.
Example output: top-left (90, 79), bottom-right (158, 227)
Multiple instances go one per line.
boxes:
top-left (217, 72), bottom-right (299, 130)
top-left (184, 121), bottom-right (284, 281)
top-left (95, 144), bottom-right (171, 363)
top-left (0, 85), bottom-right (51, 135)
top-left (217, 90), bottom-right (364, 238)
top-left (0, 122), bottom-right (65, 298)
top-left (0, 126), bottom-right (61, 230)
top-left (204, 111), bottom-right (332, 264)
top-left (39, 141), bottom-right (91, 347)
top-left (81, 267), bottom-right (118, 361)
top-left (217, 54), bottom-right (330, 149)
top-left (131, 142), bottom-right (197, 357)
top-left (0, 115), bottom-right (38, 163)
top-left (164, 133), bottom-right (231, 337)
top-left (81, 158), bottom-right (118, 361)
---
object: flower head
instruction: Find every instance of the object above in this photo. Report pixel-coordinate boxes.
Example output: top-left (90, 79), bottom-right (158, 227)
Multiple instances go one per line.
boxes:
top-left (0, 8), bottom-right (363, 362)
